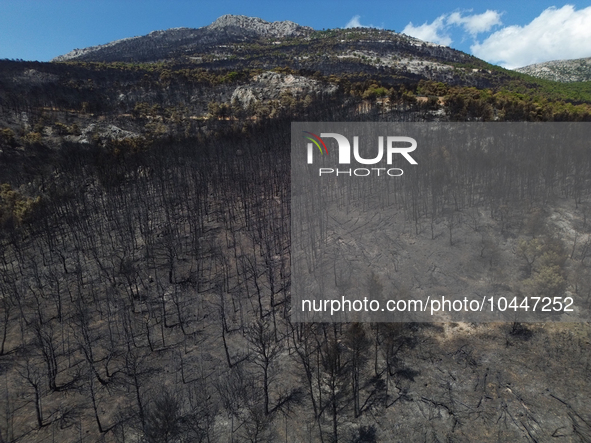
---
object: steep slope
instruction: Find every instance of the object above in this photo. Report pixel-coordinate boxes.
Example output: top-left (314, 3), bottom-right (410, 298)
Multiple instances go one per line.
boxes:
top-left (515, 56), bottom-right (591, 82)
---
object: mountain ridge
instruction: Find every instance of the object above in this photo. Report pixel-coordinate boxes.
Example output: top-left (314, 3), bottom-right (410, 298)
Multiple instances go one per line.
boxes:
top-left (49, 14), bottom-right (496, 88)
top-left (52, 15), bottom-right (313, 63)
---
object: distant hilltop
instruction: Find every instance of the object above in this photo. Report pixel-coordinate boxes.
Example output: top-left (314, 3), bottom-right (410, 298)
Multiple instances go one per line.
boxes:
top-left (514, 56), bottom-right (591, 82)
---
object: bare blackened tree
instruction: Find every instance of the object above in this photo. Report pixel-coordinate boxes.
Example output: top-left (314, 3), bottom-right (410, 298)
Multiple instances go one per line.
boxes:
top-left (246, 318), bottom-right (282, 415)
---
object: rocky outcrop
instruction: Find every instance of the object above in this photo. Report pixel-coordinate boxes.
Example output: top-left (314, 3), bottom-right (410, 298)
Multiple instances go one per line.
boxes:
top-left (206, 14), bottom-right (312, 37)
top-left (63, 124), bottom-right (139, 144)
top-left (231, 72), bottom-right (338, 107)
top-left (12, 69), bottom-right (60, 84)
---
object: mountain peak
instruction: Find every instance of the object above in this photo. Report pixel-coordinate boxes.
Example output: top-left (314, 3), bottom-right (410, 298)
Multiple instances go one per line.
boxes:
top-left (206, 14), bottom-right (311, 37)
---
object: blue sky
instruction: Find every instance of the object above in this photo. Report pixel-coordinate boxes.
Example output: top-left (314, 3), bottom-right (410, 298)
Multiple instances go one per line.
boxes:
top-left (1, 0), bottom-right (591, 68)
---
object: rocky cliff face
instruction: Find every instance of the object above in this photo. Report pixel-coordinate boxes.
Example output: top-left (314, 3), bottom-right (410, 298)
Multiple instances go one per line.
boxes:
top-left (206, 14), bottom-right (312, 37)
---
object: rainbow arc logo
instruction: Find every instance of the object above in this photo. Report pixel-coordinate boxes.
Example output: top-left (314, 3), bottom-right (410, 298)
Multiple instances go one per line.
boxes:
top-left (302, 131), bottom-right (328, 155)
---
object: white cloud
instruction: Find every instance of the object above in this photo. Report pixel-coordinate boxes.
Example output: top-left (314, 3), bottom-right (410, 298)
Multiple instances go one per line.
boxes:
top-left (344, 15), bottom-right (381, 29)
top-left (403, 15), bottom-right (452, 46)
top-left (402, 10), bottom-right (502, 46)
top-left (471, 5), bottom-right (591, 69)
top-left (447, 10), bottom-right (502, 36)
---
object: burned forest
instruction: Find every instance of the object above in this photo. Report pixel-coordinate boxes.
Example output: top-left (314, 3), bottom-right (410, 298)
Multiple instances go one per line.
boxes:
top-left (1, 21), bottom-right (591, 443)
